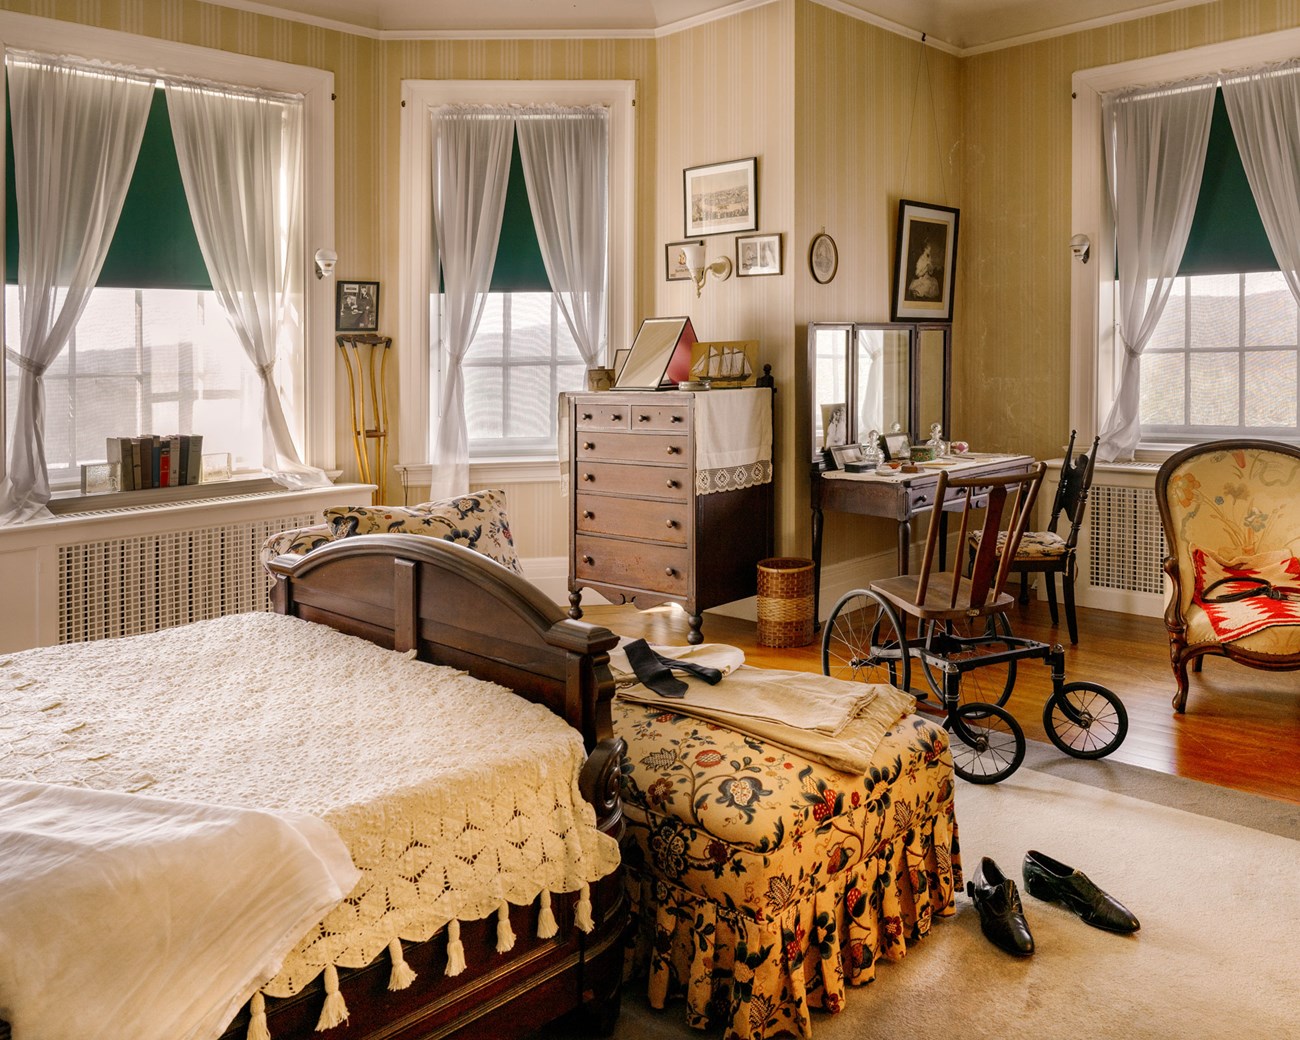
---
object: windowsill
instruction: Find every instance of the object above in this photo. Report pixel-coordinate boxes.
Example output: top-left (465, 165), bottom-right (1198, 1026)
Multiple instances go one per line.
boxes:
top-left (46, 471), bottom-right (348, 517)
top-left (397, 458), bottom-right (561, 488)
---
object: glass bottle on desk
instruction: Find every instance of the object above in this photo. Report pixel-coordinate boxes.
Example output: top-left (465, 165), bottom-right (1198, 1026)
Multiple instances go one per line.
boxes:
top-left (928, 422), bottom-right (948, 457)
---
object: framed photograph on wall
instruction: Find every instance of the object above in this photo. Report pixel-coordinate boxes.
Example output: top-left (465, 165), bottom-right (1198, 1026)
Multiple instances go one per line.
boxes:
top-left (809, 231), bottom-right (838, 284)
top-left (891, 199), bottom-right (959, 322)
top-left (684, 157), bottom-right (757, 237)
top-left (336, 280), bottom-right (380, 332)
top-left (736, 233), bottom-right (782, 276)
top-left (665, 240), bottom-right (703, 281)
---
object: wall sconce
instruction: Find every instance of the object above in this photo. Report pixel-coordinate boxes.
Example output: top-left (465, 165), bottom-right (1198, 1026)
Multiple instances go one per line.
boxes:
top-left (314, 247), bottom-right (339, 279)
top-left (680, 242), bottom-right (732, 298)
top-left (1069, 233), bottom-right (1091, 264)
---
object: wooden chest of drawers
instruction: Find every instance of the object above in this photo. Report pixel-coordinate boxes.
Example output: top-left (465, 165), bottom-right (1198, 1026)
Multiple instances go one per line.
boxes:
top-left (566, 389), bottom-right (773, 644)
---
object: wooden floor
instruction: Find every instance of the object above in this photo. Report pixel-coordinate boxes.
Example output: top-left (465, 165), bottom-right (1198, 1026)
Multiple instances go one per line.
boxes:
top-left (581, 597), bottom-right (1300, 806)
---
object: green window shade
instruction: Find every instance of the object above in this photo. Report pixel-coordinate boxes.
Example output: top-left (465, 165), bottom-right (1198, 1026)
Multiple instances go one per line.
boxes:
top-left (1178, 88), bottom-right (1277, 277)
top-left (6, 86), bottom-right (212, 290)
top-left (439, 130), bottom-right (550, 294)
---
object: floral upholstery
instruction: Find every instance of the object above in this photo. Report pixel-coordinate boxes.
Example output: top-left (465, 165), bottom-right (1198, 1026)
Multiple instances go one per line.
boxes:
top-left (259, 523), bottom-right (336, 569)
top-left (615, 700), bottom-right (960, 1040)
top-left (968, 528), bottom-right (1068, 560)
top-left (1157, 441), bottom-right (1300, 710)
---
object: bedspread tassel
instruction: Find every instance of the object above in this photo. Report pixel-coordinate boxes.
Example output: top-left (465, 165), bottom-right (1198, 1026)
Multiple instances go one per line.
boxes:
top-left (246, 992), bottom-right (271, 1040)
top-left (537, 889), bottom-right (558, 939)
top-left (315, 964), bottom-right (348, 1031)
top-left (496, 901), bottom-right (516, 953)
top-left (575, 882), bottom-right (594, 933)
top-left (445, 919), bottom-right (467, 977)
top-left (388, 937), bottom-right (417, 990)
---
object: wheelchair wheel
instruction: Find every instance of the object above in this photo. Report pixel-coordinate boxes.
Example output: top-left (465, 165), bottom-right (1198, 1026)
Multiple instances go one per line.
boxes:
top-left (1043, 681), bottom-right (1128, 760)
top-left (822, 590), bottom-right (911, 692)
top-left (946, 702), bottom-right (1025, 784)
top-left (920, 613), bottom-right (1017, 707)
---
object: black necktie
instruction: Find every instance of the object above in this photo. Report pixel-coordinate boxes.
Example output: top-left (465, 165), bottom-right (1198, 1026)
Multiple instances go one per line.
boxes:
top-left (623, 639), bottom-right (723, 698)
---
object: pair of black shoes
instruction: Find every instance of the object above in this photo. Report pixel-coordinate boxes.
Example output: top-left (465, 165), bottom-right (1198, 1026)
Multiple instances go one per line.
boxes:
top-left (967, 850), bottom-right (1140, 957)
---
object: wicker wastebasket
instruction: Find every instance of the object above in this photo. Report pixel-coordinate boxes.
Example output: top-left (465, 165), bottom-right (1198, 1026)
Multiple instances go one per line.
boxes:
top-left (756, 557), bottom-right (816, 648)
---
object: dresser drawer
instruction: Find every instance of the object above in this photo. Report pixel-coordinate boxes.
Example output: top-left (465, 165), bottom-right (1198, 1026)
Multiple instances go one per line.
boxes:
top-left (629, 404), bottom-right (689, 432)
top-left (574, 535), bottom-right (690, 596)
top-left (573, 460), bottom-right (690, 498)
top-left (575, 431), bottom-right (689, 465)
top-left (576, 494), bottom-right (689, 545)
top-left (574, 402), bottom-right (631, 430)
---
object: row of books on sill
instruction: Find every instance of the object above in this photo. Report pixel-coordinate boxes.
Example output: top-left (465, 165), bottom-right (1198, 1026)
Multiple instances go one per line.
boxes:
top-left (79, 435), bottom-right (224, 496)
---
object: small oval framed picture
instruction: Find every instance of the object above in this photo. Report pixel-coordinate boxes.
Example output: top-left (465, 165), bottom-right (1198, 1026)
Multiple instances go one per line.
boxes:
top-left (809, 232), bottom-right (838, 284)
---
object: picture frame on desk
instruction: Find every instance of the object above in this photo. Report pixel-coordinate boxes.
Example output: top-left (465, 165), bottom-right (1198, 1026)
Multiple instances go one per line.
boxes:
top-left (828, 444), bottom-right (866, 470)
top-left (881, 432), bottom-right (910, 461)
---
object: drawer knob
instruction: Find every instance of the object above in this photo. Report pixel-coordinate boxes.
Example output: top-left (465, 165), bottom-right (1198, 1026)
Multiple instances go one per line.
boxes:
top-left (666, 446), bottom-right (679, 455)
top-left (915, 495), bottom-right (928, 505)
top-left (580, 412), bottom-right (592, 421)
top-left (582, 555), bottom-right (593, 565)
top-left (582, 441), bottom-right (594, 451)
top-left (582, 473), bottom-right (595, 482)
top-left (638, 414), bottom-right (650, 422)
top-left (666, 479), bottom-right (679, 489)
top-left (582, 510), bottom-right (594, 519)
top-left (665, 519), bottom-right (678, 529)
top-left (671, 415), bottom-right (683, 423)
top-left (664, 567), bottom-right (677, 577)
top-left (611, 414), bottom-right (622, 421)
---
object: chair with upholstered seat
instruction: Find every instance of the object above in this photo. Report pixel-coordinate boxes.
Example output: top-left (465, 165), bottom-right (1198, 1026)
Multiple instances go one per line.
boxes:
top-left (968, 431), bottom-right (1099, 644)
top-left (1155, 439), bottom-right (1300, 713)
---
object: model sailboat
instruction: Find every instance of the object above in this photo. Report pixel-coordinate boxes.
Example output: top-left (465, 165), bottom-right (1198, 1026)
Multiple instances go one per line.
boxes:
top-left (690, 342), bottom-right (754, 384)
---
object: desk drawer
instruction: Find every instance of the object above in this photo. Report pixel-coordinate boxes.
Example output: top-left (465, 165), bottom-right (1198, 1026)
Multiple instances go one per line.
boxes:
top-left (575, 535), bottom-right (690, 596)
top-left (576, 494), bottom-right (689, 545)
top-left (575, 432), bottom-right (690, 466)
top-left (574, 403), bottom-right (631, 430)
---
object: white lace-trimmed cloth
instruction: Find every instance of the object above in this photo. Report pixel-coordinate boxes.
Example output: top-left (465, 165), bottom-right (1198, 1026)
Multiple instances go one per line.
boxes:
top-left (694, 387), bottom-right (772, 495)
top-left (0, 612), bottom-right (621, 1035)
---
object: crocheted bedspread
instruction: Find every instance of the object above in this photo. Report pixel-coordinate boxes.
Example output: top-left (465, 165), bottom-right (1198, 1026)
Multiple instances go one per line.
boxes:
top-left (1, 612), bottom-right (621, 1012)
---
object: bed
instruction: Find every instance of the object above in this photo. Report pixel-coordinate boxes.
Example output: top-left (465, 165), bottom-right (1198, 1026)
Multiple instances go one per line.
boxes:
top-left (0, 533), bottom-right (629, 1040)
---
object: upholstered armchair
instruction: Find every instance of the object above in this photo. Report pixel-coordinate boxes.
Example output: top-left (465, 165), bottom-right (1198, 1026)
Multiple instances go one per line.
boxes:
top-left (1155, 440), bottom-right (1300, 712)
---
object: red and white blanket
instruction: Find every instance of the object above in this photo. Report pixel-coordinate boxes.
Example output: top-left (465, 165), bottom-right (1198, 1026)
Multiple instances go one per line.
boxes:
top-left (1192, 547), bottom-right (1300, 642)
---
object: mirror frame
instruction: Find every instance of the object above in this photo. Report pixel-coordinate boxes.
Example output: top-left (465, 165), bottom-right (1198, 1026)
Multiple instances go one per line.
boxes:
top-left (806, 321), bottom-right (951, 463)
top-left (613, 316), bottom-right (698, 389)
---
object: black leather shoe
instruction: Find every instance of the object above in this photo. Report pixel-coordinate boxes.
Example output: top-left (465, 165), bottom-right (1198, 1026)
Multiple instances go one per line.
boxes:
top-left (1022, 849), bottom-right (1140, 934)
top-left (967, 857), bottom-right (1034, 956)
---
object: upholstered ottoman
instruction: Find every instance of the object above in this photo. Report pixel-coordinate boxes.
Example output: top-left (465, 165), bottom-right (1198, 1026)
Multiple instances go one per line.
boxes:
top-left (615, 697), bottom-right (960, 1040)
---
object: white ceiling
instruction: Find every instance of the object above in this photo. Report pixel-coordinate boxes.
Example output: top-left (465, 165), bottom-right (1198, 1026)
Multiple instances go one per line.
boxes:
top-left (218, 0), bottom-right (1211, 52)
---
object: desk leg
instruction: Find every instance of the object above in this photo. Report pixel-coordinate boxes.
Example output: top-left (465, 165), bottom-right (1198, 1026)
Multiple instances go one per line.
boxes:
top-left (897, 519), bottom-right (911, 575)
top-left (811, 504), bottom-right (824, 629)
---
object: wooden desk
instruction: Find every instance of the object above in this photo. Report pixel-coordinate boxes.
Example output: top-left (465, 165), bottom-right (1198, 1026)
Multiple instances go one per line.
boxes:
top-left (810, 453), bottom-right (1036, 621)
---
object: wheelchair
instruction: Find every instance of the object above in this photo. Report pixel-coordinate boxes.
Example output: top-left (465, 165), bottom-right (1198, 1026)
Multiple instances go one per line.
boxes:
top-left (821, 463), bottom-right (1127, 784)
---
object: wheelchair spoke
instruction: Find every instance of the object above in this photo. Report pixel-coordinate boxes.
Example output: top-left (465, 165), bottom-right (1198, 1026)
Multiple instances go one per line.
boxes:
top-left (822, 590), bottom-right (911, 693)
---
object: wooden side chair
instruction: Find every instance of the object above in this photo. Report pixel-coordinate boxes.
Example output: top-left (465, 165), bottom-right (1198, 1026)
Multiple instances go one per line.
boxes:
top-left (1155, 439), bottom-right (1300, 713)
top-left (968, 431), bottom-right (1099, 644)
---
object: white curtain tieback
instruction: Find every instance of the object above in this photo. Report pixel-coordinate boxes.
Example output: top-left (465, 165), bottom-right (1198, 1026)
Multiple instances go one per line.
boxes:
top-left (4, 347), bottom-right (46, 376)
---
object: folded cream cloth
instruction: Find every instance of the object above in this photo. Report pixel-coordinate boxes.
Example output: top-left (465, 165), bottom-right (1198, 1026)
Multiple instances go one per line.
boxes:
top-left (611, 641), bottom-right (916, 774)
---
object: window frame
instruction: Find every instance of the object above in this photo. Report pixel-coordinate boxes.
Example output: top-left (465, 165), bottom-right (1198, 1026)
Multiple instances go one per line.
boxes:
top-left (0, 10), bottom-right (336, 487)
top-left (396, 79), bottom-right (636, 479)
top-left (1070, 26), bottom-right (1300, 457)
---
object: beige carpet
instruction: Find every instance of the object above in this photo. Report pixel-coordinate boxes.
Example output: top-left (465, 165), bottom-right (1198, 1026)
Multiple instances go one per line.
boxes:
top-left (593, 752), bottom-right (1300, 1040)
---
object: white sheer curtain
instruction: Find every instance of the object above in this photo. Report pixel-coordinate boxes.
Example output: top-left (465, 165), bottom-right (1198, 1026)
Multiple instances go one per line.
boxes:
top-left (164, 81), bottom-right (328, 489)
top-left (0, 54), bottom-right (153, 524)
top-left (1096, 78), bottom-right (1216, 462)
top-left (1221, 61), bottom-right (1300, 308)
top-left (515, 106), bottom-right (609, 368)
top-left (428, 106), bottom-right (514, 501)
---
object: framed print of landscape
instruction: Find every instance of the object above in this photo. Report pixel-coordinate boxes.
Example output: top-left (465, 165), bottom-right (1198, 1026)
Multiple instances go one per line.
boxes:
top-left (684, 157), bottom-right (757, 237)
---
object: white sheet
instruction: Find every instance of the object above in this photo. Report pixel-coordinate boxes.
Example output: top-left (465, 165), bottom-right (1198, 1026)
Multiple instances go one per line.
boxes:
top-left (694, 387), bottom-right (772, 471)
top-left (0, 779), bottom-right (359, 1040)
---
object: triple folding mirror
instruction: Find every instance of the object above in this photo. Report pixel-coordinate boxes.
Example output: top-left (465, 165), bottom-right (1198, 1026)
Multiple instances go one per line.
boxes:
top-left (808, 322), bottom-right (951, 461)
top-left (613, 316), bottom-right (698, 389)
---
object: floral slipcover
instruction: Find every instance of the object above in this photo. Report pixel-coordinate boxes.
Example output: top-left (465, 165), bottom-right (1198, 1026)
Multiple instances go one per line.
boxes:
top-left (259, 489), bottom-right (524, 575)
top-left (614, 700), bottom-right (960, 1040)
top-left (1162, 445), bottom-right (1300, 656)
top-left (969, 528), bottom-right (1068, 559)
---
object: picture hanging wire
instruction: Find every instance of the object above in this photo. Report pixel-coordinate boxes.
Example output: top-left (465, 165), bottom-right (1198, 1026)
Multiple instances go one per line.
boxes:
top-left (900, 32), bottom-right (950, 206)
